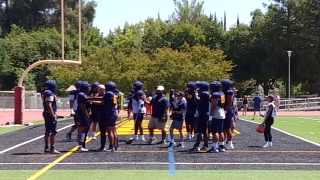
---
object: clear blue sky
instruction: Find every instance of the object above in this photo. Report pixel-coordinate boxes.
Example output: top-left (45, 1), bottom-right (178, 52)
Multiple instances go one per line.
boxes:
top-left (92, 0), bottom-right (267, 36)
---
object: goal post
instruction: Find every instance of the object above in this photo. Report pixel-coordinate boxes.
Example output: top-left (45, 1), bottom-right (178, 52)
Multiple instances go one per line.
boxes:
top-left (14, 0), bottom-right (83, 124)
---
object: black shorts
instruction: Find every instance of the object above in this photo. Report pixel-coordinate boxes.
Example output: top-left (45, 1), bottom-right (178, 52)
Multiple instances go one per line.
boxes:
top-left (197, 114), bottom-right (209, 134)
top-left (223, 117), bottom-right (232, 130)
top-left (90, 113), bottom-right (99, 123)
top-left (78, 116), bottom-right (89, 127)
top-left (185, 111), bottom-right (197, 123)
top-left (128, 100), bottom-right (133, 109)
top-left (105, 116), bottom-right (117, 127)
top-left (43, 112), bottom-right (57, 134)
top-left (211, 118), bottom-right (224, 134)
top-left (133, 113), bottom-right (144, 122)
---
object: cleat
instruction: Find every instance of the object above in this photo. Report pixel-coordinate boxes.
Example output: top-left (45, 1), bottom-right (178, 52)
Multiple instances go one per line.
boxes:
top-left (66, 134), bottom-right (72, 142)
top-left (44, 148), bottom-right (50, 154)
top-left (138, 135), bottom-right (145, 141)
top-left (166, 142), bottom-right (174, 148)
top-left (184, 134), bottom-right (191, 140)
top-left (147, 137), bottom-right (157, 144)
top-left (226, 143), bottom-right (234, 150)
top-left (78, 147), bottom-right (89, 152)
top-left (207, 147), bottom-right (219, 153)
top-left (97, 147), bottom-right (106, 151)
top-left (156, 140), bottom-right (167, 145)
top-left (191, 134), bottom-right (197, 141)
top-left (175, 143), bottom-right (184, 148)
top-left (188, 146), bottom-right (200, 152)
top-left (106, 147), bottom-right (115, 152)
top-left (200, 145), bottom-right (209, 151)
top-left (219, 145), bottom-right (225, 152)
top-left (262, 142), bottom-right (269, 148)
top-left (50, 149), bottom-right (60, 154)
top-left (269, 142), bottom-right (273, 147)
top-left (133, 135), bottom-right (139, 141)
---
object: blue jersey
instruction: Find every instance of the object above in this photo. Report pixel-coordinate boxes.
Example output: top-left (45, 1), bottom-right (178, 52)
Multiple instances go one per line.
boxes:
top-left (42, 90), bottom-right (57, 113)
top-left (171, 100), bottom-right (187, 121)
top-left (197, 91), bottom-right (210, 116)
top-left (103, 91), bottom-right (118, 118)
top-left (253, 96), bottom-right (262, 107)
top-left (77, 92), bottom-right (90, 118)
top-left (151, 94), bottom-right (170, 118)
top-left (186, 91), bottom-right (197, 112)
top-left (223, 89), bottom-right (234, 118)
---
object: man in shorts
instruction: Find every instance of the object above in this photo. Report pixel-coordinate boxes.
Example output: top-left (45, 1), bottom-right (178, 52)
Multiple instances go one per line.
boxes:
top-left (144, 85), bottom-right (170, 145)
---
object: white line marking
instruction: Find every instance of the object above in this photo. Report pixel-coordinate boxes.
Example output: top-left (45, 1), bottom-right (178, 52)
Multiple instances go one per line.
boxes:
top-left (0, 162), bottom-right (320, 166)
top-left (240, 119), bottom-right (320, 147)
top-left (310, 132), bottom-right (315, 135)
top-left (0, 124), bottom-right (73, 154)
top-left (298, 117), bottom-right (320, 121)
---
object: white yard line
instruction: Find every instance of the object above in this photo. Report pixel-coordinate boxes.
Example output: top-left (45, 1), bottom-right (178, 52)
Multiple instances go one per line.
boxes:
top-left (0, 124), bottom-right (73, 154)
top-left (240, 118), bottom-right (320, 147)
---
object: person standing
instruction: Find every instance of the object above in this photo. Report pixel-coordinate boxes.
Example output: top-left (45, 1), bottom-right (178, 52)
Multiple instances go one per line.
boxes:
top-left (242, 95), bottom-right (248, 116)
top-left (88, 82), bottom-right (100, 140)
top-left (167, 92), bottom-right (187, 148)
top-left (184, 81), bottom-right (198, 140)
top-left (252, 92), bottom-right (262, 120)
top-left (42, 80), bottom-right (60, 154)
top-left (262, 95), bottom-right (276, 148)
top-left (144, 85), bottom-right (170, 145)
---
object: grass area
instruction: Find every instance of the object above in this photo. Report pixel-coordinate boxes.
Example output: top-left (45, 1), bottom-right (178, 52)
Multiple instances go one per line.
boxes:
top-left (0, 117), bottom-right (71, 135)
top-left (1, 170), bottom-right (320, 180)
top-left (0, 115), bottom-right (127, 136)
top-left (240, 115), bottom-right (320, 144)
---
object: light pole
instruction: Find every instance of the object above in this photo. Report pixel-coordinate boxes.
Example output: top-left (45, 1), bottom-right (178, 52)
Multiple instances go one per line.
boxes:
top-left (287, 50), bottom-right (292, 109)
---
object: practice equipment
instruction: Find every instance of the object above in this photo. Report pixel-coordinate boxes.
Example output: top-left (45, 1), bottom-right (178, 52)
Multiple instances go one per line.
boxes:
top-left (256, 124), bottom-right (265, 133)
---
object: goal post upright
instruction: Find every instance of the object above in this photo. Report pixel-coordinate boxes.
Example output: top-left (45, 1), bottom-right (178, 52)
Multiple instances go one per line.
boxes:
top-left (14, 0), bottom-right (83, 124)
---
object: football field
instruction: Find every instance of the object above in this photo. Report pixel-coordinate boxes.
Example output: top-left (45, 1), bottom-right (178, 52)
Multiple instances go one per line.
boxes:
top-left (0, 114), bottom-right (320, 180)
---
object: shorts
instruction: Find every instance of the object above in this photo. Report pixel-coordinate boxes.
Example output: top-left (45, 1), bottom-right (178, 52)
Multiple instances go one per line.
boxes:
top-left (148, 116), bottom-right (166, 131)
top-left (170, 120), bottom-right (183, 131)
top-left (133, 113), bottom-right (144, 122)
top-left (105, 116), bottom-right (117, 127)
top-left (90, 113), bottom-right (99, 123)
top-left (254, 106), bottom-right (261, 111)
top-left (185, 111), bottom-right (197, 123)
top-left (78, 115), bottom-right (89, 127)
top-left (243, 104), bottom-right (248, 108)
top-left (223, 117), bottom-right (232, 130)
top-left (128, 100), bottom-right (133, 109)
top-left (43, 111), bottom-right (57, 134)
top-left (211, 118), bottom-right (224, 134)
top-left (197, 114), bottom-right (209, 134)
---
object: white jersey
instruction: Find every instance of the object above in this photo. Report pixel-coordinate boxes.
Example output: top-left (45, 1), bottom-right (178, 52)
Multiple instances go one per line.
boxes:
top-left (132, 99), bottom-right (146, 114)
top-left (265, 102), bottom-right (276, 117)
top-left (69, 91), bottom-right (78, 111)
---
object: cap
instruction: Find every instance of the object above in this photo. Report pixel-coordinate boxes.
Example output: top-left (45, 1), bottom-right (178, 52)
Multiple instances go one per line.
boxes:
top-left (98, 84), bottom-right (105, 90)
top-left (156, 85), bottom-right (165, 91)
top-left (177, 91), bottom-right (185, 96)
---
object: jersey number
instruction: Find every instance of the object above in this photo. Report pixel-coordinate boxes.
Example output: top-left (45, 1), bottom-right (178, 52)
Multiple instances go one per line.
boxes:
top-left (233, 100), bottom-right (237, 106)
top-left (221, 95), bottom-right (225, 104)
top-left (113, 95), bottom-right (117, 105)
top-left (187, 94), bottom-right (192, 99)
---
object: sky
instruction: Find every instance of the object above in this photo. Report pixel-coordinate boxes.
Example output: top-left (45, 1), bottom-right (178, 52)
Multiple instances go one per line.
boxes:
top-left (92, 0), bottom-right (268, 36)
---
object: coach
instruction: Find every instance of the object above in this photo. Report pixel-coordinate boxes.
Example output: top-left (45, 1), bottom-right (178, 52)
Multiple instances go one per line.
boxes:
top-left (144, 85), bottom-right (170, 145)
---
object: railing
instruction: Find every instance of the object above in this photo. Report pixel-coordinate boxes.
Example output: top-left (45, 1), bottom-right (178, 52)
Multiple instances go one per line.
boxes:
top-left (0, 96), bottom-right (320, 111)
top-left (236, 97), bottom-right (320, 111)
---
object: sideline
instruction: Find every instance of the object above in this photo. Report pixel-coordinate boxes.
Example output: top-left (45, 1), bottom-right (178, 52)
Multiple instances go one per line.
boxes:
top-left (2, 162), bottom-right (320, 166)
top-left (240, 118), bottom-right (320, 147)
top-left (26, 119), bottom-right (129, 180)
top-left (0, 123), bottom-right (74, 155)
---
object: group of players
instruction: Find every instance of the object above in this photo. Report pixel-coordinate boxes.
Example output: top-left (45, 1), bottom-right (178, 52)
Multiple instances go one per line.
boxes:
top-left (41, 78), bottom-right (238, 154)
